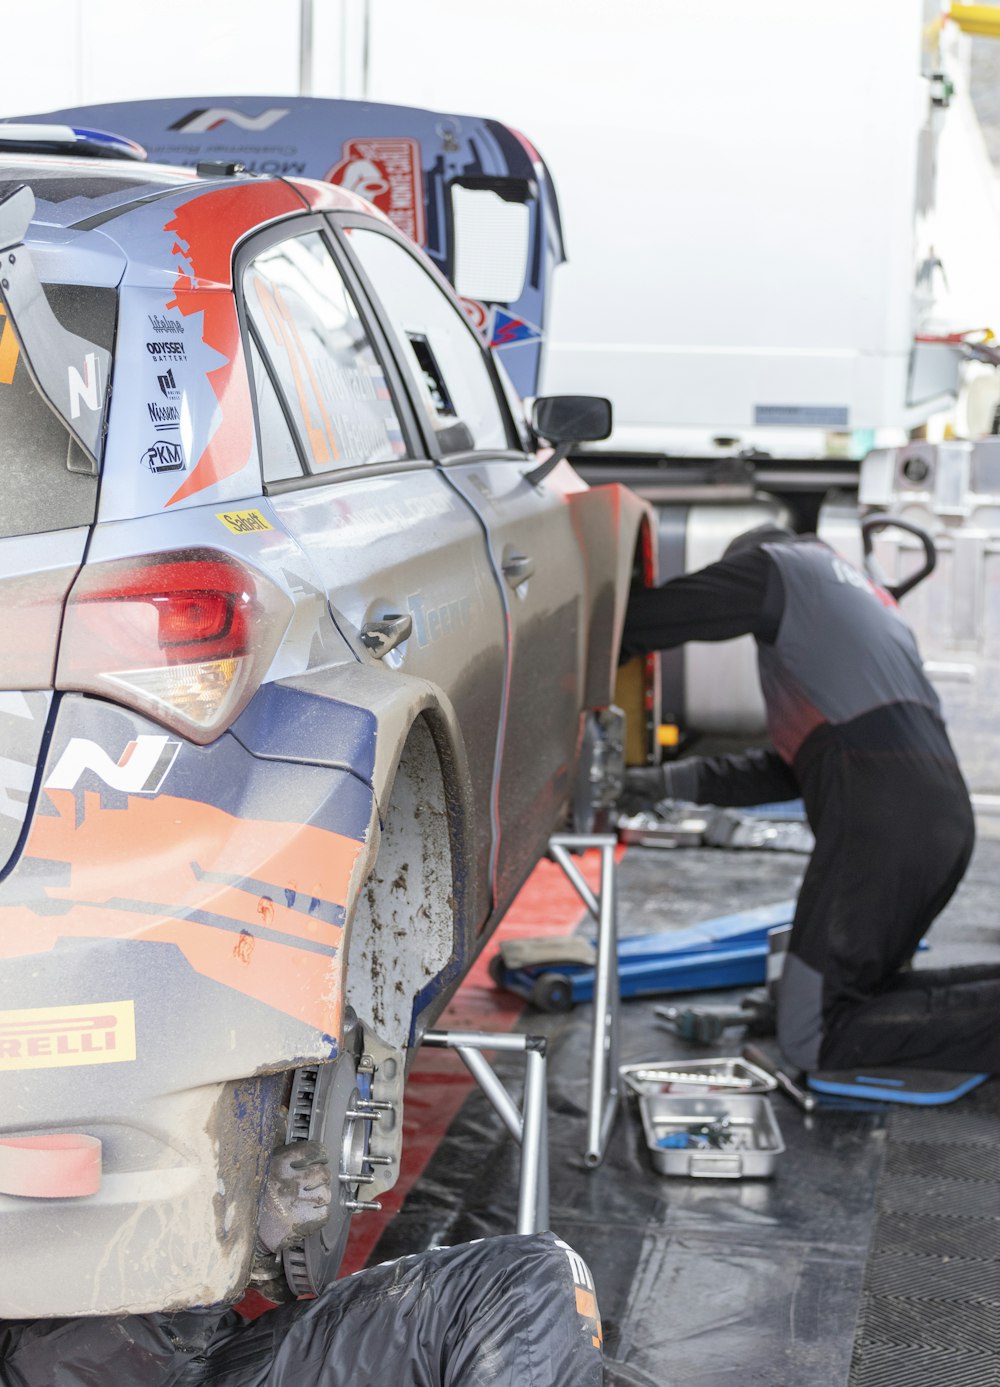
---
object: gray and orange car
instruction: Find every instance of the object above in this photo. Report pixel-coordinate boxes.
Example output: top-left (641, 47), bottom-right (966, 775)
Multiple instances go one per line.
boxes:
top-left (0, 126), bottom-right (655, 1316)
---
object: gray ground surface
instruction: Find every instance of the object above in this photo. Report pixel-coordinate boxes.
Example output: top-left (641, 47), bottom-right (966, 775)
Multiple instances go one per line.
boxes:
top-left (375, 831), bottom-right (1000, 1385)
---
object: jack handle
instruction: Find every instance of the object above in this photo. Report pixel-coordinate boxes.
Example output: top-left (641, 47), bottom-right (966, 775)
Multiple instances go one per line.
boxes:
top-left (861, 513), bottom-right (936, 601)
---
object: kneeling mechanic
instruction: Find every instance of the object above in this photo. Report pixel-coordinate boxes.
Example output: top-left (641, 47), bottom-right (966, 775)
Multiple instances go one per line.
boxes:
top-left (621, 525), bottom-right (996, 1076)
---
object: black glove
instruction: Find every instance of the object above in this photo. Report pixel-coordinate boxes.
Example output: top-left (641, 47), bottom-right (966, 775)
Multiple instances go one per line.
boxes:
top-left (619, 760), bottom-right (703, 815)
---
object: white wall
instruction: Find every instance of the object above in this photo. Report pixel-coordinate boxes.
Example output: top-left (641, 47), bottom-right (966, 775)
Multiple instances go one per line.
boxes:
top-left (0, 0), bottom-right (363, 115)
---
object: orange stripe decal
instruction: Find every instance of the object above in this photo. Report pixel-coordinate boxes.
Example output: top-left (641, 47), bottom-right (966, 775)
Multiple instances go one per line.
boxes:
top-left (0, 791), bottom-right (366, 1033)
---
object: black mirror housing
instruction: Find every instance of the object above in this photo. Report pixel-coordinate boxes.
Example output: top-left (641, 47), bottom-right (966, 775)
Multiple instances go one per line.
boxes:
top-left (531, 395), bottom-right (612, 445)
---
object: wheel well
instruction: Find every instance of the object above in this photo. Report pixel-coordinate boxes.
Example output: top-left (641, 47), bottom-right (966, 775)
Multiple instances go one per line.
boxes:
top-left (345, 714), bottom-right (459, 1053)
top-left (615, 521), bottom-right (658, 765)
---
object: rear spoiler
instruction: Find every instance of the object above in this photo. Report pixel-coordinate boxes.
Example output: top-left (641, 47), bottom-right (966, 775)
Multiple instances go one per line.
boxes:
top-left (0, 183), bottom-right (110, 466)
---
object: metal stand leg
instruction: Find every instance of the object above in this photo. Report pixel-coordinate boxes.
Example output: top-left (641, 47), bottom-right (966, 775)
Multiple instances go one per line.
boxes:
top-left (423, 1029), bottom-right (549, 1233)
top-left (547, 833), bottom-right (621, 1167)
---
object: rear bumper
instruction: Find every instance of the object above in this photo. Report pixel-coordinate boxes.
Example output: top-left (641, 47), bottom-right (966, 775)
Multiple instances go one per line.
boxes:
top-left (0, 692), bottom-right (375, 1314)
top-left (0, 1077), bottom-right (284, 1317)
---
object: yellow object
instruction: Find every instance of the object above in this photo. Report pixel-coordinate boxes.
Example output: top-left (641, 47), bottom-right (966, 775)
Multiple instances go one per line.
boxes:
top-left (216, 508), bottom-right (273, 534)
top-left (948, 4), bottom-right (1000, 38)
top-left (0, 1001), bottom-right (136, 1071)
top-left (657, 723), bottom-right (680, 748)
top-left (613, 656), bottom-right (648, 765)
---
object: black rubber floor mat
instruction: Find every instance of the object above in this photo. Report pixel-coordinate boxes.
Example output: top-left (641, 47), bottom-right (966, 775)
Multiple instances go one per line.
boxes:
top-left (850, 1080), bottom-right (1000, 1384)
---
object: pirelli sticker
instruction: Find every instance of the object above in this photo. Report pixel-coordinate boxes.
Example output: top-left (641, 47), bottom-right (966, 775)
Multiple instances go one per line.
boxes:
top-left (0, 1001), bottom-right (136, 1071)
top-left (217, 508), bottom-right (273, 534)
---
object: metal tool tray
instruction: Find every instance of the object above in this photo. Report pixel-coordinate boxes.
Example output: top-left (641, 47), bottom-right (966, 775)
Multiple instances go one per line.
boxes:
top-left (638, 1093), bottom-right (784, 1178)
top-left (620, 1058), bottom-right (777, 1097)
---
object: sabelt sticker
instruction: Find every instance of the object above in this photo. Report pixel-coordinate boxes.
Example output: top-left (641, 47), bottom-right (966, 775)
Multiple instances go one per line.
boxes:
top-left (217, 508), bottom-right (273, 534)
top-left (0, 1001), bottom-right (136, 1071)
top-left (327, 138), bottom-right (426, 245)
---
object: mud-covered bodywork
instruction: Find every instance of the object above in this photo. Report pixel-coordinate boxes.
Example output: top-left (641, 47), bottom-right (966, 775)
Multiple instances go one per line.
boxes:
top-left (0, 152), bottom-right (651, 1317)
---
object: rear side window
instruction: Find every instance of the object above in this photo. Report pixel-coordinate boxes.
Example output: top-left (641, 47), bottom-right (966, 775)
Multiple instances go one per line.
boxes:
top-left (345, 227), bottom-right (510, 456)
top-left (0, 283), bottom-right (115, 539)
top-left (244, 231), bottom-right (406, 474)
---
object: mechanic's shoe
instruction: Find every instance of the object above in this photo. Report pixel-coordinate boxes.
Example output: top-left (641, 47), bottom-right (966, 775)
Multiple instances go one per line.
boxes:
top-left (256, 1140), bottom-right (333, 1254)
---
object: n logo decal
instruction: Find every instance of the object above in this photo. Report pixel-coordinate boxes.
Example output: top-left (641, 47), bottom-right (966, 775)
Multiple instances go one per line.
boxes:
top-left (67, 353), bottom-right (101, 419)
top-left (169, 107), bottom-right (289, 134)
top-left (45, 736), bottom-right (181, 795)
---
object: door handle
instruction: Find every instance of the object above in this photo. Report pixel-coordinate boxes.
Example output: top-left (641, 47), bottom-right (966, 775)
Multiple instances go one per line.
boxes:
top-left (360, 613), bottom-right (412, 659)
top-left (502, 553), bottom-right (535, 587)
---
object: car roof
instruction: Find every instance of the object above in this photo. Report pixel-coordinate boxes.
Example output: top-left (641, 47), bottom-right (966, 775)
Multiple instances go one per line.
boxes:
top-left (0, 154), bottom-right (197, 227)
top-left (0, 155), bottom-right (381, 289)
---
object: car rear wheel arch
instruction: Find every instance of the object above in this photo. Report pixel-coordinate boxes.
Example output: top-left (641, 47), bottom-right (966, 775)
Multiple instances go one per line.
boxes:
top-left (346, 709), bottom-right (476, 1059)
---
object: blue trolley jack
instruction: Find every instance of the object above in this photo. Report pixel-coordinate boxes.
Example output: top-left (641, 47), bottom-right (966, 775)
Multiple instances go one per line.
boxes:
top-left (490, 900), bottom-right (796, 1013)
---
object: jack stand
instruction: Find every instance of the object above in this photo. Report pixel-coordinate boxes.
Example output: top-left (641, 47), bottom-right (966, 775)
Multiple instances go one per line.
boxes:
top-left (422, 1029), bottom-right (549, 1233)
top-left (546, 833), bottom-right (621, 1168)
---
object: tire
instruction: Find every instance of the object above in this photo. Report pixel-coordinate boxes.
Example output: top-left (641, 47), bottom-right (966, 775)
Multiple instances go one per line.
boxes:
top-left (530, 971), bottom-right (574, 1013)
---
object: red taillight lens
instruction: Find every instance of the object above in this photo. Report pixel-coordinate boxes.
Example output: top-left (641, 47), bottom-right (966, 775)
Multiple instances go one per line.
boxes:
top-left (157, 593), bottom-right (233, 650)
top-left (57, 550), bottom-right (292, 744)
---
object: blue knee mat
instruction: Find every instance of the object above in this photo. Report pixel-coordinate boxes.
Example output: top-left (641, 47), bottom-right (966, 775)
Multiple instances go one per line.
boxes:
top-left (807, 1068), bottom-right (990, 1105)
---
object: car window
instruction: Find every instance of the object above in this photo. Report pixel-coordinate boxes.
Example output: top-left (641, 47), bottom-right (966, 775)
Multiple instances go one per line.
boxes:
top-left (244, 231), bottom-right (407, 474)
top-left (345, 227), bottom-right (509, 456)
top-left (0, 283), bottom-right (114, 539)
top-left (248, 337), bottom-right (305, 483)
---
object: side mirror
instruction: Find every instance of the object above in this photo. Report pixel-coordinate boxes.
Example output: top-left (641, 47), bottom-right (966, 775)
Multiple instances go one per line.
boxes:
top-left (531, 395), bottom-right (612, 445)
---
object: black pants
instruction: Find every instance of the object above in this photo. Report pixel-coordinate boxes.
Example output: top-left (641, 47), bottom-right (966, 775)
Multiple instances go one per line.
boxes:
top-left (686, 713), bottom-right (986, 1074)
top-left (0, 1234), bottom-right (604, 1387)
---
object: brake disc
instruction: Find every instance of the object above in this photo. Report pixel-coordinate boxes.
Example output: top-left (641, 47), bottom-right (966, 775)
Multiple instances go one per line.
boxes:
top-left (281, 1017), bottom-right (403, 1296)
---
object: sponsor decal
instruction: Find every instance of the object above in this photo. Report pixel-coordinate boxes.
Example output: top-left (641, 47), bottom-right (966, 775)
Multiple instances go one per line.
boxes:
top-left (327, 137), bottom-right (426, 245)
top-left (161, 182), bottom-right (304, 507)
top-left (830, 555), bottom-right (896, 608)
top-left (148, 402), bottom-right (180, 431)
top-left (554, 1237), bottom-right (603, 1350)
top-left (157, 367), bottom-right (179, 399)
top-left (68, 352), bottom-right (101, 418)
top-left (142, 438), bottom-right (185, 471)
top-left (240, 159), bottom-right (306, 177)
top-left (45, 735), bottom-right (181, 795)
top-left (459, 297), bottom-right (489, 335)
top-left (406, 591), bottom-right (473, 647)
top-left (146, 340), bottom-right (186, 360)
top-left (488, 308), bottom-right (542, 349)
top-left (217, 508), bottom-right (273, 534)
top-left (0, 303), bottom-right (20, 383)
top-left (169, 107), bottom-right (290, 134)
top-left (148, 312), bottom-right (184, 336)
top-left (0, 1001), bottom-right (136, 1071)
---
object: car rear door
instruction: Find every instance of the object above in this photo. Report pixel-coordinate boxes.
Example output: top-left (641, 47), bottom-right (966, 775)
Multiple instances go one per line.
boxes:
top-left (339, 221), bottom-right (588, 911)
top-left (236, 219), bottom-right (507, 920)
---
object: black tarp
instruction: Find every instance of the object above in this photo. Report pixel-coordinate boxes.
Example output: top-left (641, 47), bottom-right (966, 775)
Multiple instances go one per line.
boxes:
top-left (0, 1233), bottom-right (604, 1387)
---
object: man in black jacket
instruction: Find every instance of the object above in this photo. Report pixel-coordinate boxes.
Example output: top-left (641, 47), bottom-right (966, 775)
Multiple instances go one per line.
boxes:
top-left (622, 525), bottom-right (984, 1075)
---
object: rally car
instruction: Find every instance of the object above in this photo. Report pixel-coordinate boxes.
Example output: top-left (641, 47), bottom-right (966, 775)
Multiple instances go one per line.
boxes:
top-left (0, 126), bottom-right (655, 1317)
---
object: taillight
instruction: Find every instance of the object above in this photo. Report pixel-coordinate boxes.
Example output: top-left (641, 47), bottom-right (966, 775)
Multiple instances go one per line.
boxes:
top-left (57, 550), bottom-right (292, 744)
